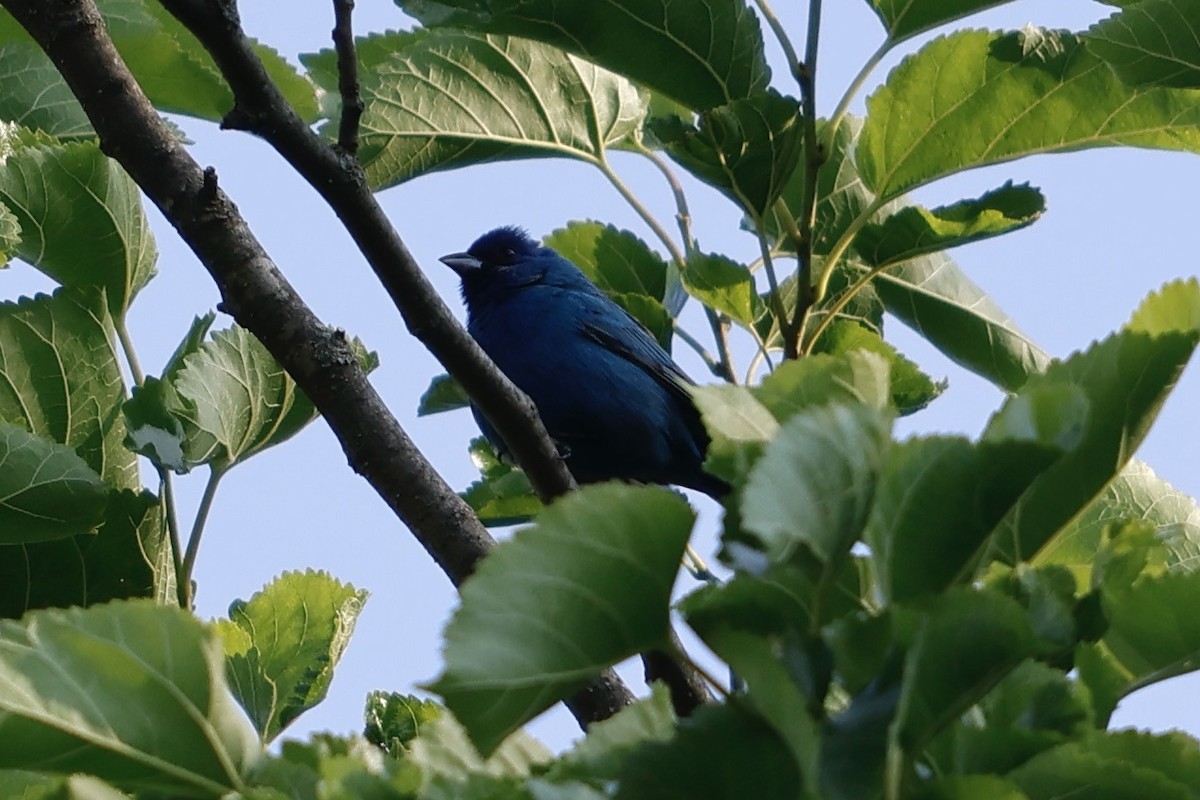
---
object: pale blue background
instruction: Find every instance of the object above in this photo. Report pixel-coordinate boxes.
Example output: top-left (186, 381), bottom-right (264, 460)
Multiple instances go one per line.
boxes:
top-left (6, 0), bottom-right (1198, 750)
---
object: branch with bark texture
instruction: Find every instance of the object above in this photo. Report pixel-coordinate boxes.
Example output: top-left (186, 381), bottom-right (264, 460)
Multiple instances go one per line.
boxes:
top-left (157, 0), bottom-right (582, 506)
top-left (0, 0), bottom-right (634, 729)
top-left (158, 0), bottom-right (713, 713)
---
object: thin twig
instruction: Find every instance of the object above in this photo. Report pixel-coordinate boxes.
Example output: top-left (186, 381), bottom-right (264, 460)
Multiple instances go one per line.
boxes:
top-left (331, 0), bottom-right (363, 155)
top-left (674, 321), bottom-right (725, 379)
top-left (181, 466), bottom-right (224, 586)
top-left (753, 0), bottom-right (803, 87)
top-left (789, 0), bottom-right (826, 360)
top-left (597, 155), bottom-right (688, 268)
top-left (827, 40), bottom-right (891, 144)
top-left (158, 466), bottom-right (190, 608)
top-left (117, 317), bottom-right (189, 608)
top-left (639, 145), bottom-right (695, 253)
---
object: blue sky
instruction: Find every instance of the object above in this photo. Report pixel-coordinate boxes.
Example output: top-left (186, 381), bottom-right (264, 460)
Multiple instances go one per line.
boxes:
top-left (7, 0), bottom-right (1198, 750)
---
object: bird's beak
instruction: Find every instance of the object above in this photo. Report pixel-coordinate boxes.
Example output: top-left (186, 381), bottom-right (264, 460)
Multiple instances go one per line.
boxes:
top-left (439, 252), bottom-right (483, 277)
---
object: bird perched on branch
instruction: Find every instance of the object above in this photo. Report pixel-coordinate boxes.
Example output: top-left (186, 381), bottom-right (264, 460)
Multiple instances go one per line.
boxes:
top-left (441, 226), bottom-right (729, 499)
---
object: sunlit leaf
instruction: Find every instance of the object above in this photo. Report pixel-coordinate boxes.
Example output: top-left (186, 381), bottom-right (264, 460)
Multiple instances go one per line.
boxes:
top-left (1087, 0), bottom-right (1200, 89)
top-left (860, 28), bottom-right (1200, 197)
top-left (855, 182), bottom-right (1045, 268)
top-left (0, 127), bottom-right (157, 318)
top-left (397, 0), bottom-right (771, 110)
top-left (217, 571), bottom-right (368, 743)
top-left (0, 289), bottom-right (136, 488)
top-left (867, 0), bottom-right (1016, 43)
top-left (303, 30), bottom-right (647, 189)
top-left (987, 280), bottom-right (1200, 563)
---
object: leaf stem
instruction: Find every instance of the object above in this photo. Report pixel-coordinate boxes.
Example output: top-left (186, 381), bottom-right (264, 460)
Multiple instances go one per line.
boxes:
top-left (802, 195), bottom-right (887, 354)
top-left (828, 40), bottom-right (891, 144)
top-left (598, 155), bottom-right (687, 269)
top-left (756, 226), bottom-right (796, 359)
top-left (115, 318), bottom-right (145, 385)
top-left (160, 466), bottom-right (190, 608)
top-left (182, 466), bottom-right (225, 590)
top-left (117, 317), bottom-right (189, 608)
top-left (638, 144), bottom-right (695, 253)
top-left (601, 152), bottom-right (739, 383)
top-left (674, 321), bottom-right (725, 379)
top-left (753, 0), bottom-right (803, 86)
top-left (803, 260), bottom-right (887, 354)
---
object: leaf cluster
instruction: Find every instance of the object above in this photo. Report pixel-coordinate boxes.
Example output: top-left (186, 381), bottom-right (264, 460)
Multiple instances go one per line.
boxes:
top-left (1, 0), bottom-right (1200, 798)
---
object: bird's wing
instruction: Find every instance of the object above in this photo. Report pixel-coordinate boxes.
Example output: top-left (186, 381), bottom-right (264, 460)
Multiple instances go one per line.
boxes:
top-left (577, 301), bottom-right (696, 404)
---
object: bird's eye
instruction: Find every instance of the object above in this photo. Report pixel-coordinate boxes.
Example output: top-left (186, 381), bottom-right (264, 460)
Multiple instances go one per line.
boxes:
top-left (502, 247), bottom-right (516, 261)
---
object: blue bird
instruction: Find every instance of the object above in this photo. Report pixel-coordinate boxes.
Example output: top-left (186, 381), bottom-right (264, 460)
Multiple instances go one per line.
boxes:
top-left (440, 226), bottom-right (729, 499)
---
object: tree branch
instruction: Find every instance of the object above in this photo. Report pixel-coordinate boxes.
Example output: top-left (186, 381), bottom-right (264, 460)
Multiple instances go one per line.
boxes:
top-left (331, 0), bottom-right (362, 155)
top-left (1, 0), bottom-right (634, 727)
top-left (155, 0), bottom-right (579, 507)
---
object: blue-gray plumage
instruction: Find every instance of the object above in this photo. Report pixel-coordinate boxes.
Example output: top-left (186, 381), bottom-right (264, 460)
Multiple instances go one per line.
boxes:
top-left (440, 226), bottom-right (729, 498)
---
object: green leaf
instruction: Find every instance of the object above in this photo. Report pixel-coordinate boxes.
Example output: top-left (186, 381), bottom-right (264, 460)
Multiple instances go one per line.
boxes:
top-left (0, 771), bottom-right (130, 800)
top-left (1087, 0), bottom-right (1200, 89)
top-left (364, 692), bottom-right (443, 754)
top-left (613, 704), bottom-right (800, 800)
top-left (0, 129), bottom-right (157, 318)
top-left (1100, 570), bottom-right (1200, 691)
top-left (460, 437), bottom-right (540, 527)
top-left (0, 2), bottom-right (318, 126)
top-left (684, 625), bottom-right (821, 787)
top-left (545, 685), bottom-right (675, 785)
top-left (1081, 730), bottom-right (1200, 793)
top-left (0, 202), bottom-right (17, 264)
top-left (0, 42), bottom-right (94, 138)
top-left (217, 571), bottom-right (368, 743)
top-left (544, 221), bottom-right (667, 301)
top-left (653, 90), bottom-right (802, 216)
top-left (766, 117), bottom-right (1051, 391)
top-left (855, 182), bottom-right (1045, 268)
top-left (407, 712), bottom-right (550, 796)
top-left (418, 373), bottom-right (470, 416)
top-left (810, 320), bottom-right (945, 415)
top-left (303, 30), bottom-right (647, 190)
top-left (690, 384), bottom-right (779, 485)
top-left (0, 600), bottom-right (258, 796)
top-left (253, 733), bottom-right (420, 800)
top-left (872, 251), bottom-right (1052, 391)
top-left (0, 289), bottom-right (137, 489)
top-left (910, 775), bottom-right (1028, 800)
top-left (1007, 739), bottom-right (1194, 800)
top-left (866, 429), bottom-right (1069, 603)
top-left (988, 279), bottom-right (1200, 563)
top-left (128, 324), bottom-right (375, 473)
top-left (741, 403), bottom-right (892, 566)
top-left (396, 0), bottom-right (771, 110)
top-left (613, 292), bottom-right (673, 351)
top-left (429, 483), bottom-right (693, 755)
top-left (860, 28), bottom-right (1200, 198)
top-left (867, 0), bottom-right (1016, 43)
top-left (1036, 460), bottom-right (1200, 586)
top-left (0, 489), bottom-right (171, 619)
top-left (753, 349), bottom-right (892, 421)
top-left (680, 252), bottom-right (760, 326)
top-left (894, 588), bottom-right (1045, 755)
top-left (0, 423), bottom-right (108, 544)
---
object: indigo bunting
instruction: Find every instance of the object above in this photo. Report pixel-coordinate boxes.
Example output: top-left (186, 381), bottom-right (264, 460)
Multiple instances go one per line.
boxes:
top-left (441, 226), bottom-right (729, 498)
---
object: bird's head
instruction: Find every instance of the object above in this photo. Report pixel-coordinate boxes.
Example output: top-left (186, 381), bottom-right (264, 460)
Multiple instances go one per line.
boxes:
top-left (440, 226), bottom-right (588, 306)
